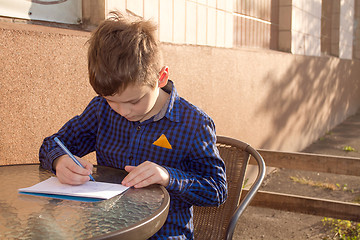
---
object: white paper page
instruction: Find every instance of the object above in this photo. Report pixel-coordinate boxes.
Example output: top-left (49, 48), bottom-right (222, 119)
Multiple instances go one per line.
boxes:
top-left (19, 177), bottom-right (129, 199)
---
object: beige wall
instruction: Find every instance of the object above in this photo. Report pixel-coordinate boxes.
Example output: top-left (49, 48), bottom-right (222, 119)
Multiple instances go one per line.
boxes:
top-left (0, 22), bottom-right (93, 165)
top-left (168, 45), bottom-right (360, 151)
top-left (1, 21), bottom-right (360, 165)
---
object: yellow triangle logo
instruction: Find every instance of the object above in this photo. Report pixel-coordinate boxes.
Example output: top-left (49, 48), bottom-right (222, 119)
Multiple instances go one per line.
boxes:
top-left (153, 134), bottom-right (172, 149)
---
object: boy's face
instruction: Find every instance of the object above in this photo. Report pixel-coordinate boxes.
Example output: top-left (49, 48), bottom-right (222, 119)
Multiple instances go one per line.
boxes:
top-left (103, 83), bottom-right (160, 122)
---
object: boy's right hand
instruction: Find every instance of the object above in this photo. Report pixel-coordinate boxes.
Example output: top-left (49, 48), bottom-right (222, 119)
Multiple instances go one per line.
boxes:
top-left (53, 155), bottom-right (93, 185)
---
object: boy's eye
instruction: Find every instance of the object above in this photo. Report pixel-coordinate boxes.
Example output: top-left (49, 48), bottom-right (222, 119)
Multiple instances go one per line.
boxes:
top-left (130, 99), bottom-right (140, 104)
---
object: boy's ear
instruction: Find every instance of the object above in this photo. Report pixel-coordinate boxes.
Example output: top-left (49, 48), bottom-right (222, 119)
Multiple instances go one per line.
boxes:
top-left (158, 66), bottom-right (169, 88)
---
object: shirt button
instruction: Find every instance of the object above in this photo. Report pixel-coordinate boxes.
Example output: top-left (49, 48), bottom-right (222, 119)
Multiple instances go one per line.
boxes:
top-left (137, 126), bottom-right (141, 131)
top-left (129, 156), bottom-right (133, 160)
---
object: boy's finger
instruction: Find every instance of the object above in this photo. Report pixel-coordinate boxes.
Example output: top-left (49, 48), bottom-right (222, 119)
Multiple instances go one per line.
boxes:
top-left (60, 175), bottom-right (90, 185)
top-left (133, 174), bottom-right (160, 188)
top-left (78, 158), bottom-right (94, 173)
top-left (67, 160), bottom-right (92, 176)
top-left (122, 165), bottom-right (151, 186)
top-left (124, 165), bottom-right (136, 172)
top-left (56, 166), bottom-right (90, 185)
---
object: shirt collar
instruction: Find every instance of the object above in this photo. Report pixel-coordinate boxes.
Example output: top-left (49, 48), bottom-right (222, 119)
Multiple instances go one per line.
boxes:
top-left (153, 80), bottom-right (181, 122)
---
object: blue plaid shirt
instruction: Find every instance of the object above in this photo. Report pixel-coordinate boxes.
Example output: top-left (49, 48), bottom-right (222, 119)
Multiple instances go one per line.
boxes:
top-left (39, 81), bottom-right (227, 239)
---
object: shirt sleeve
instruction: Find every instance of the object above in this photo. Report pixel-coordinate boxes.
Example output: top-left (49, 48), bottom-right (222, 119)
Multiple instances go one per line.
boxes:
top-left (39, 97), bottom-right (100, 172)
top-left (164, 117), bottom-right (228, 207)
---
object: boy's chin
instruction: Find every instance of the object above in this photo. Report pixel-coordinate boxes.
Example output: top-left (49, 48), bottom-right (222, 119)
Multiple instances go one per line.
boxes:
top-left (124, 115), bottom-right (142, 122)
top-left (124, 116), bottom-right (136, 121)
top-left (124, 112), bottom-right (151, 122)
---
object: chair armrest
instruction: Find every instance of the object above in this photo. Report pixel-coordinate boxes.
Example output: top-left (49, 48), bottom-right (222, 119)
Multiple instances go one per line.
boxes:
top-left (225, 145), bottom-right (266, 240)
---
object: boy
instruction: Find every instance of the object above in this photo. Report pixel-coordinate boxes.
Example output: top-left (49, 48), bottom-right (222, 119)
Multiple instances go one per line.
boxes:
top-left (39, 12), bottom-right (227, 239)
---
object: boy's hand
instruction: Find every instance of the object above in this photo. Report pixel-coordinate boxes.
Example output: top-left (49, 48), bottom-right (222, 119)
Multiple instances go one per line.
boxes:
top-left (122, 161), bottom-right (170, 188)
top-left (53, 155), bottom-right (93, 185)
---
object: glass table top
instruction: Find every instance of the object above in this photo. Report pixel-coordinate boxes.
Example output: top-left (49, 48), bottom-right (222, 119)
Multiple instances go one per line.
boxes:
top-left (0, 164), bottom-right (169, 240)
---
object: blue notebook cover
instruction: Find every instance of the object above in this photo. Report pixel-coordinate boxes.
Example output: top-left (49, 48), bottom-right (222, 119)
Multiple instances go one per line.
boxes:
top-left (19, 191), bottom-right (103, 202)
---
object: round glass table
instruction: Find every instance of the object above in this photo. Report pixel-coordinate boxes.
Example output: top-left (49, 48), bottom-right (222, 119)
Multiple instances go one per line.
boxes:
top-left (0, 164), bottom-right (170, 240)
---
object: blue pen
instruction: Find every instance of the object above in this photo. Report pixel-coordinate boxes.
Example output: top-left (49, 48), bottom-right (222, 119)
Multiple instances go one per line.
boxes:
top-left (54, 137), bottom-right (95, 182)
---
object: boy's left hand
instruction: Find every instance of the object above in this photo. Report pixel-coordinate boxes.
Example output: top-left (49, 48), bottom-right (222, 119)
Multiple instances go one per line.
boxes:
top-left (122, 161), bottom-right (170, 188)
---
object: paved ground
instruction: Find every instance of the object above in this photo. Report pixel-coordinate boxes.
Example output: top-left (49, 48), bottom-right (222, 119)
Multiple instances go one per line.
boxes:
top-left (233, 110), bottom-right (360, 239)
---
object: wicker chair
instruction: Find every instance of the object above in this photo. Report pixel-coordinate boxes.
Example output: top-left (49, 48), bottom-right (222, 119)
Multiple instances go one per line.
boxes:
top-left (193, 136), bottom-right (266, 240)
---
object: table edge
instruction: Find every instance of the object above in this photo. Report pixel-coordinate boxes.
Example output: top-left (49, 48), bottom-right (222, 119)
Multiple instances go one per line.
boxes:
top-left (91, 185), bottom-right (170, 240)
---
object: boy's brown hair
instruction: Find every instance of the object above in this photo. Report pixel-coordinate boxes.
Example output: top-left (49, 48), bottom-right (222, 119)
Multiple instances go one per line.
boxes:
top-left (88, 11), bottom-right (161, 96)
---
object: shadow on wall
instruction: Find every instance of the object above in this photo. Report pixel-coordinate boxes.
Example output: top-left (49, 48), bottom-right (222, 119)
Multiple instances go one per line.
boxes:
top-left (256, 55), bottom-right (360, 151)
top-left (162, 44), bottom-right (359, 152)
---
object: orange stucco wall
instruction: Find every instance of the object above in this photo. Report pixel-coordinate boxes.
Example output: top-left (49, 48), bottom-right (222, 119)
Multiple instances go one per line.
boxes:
top-left (1, 21), bottom-right (359, 165)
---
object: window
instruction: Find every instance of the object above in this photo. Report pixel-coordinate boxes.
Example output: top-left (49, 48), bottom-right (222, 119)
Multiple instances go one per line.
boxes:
top-left (233, 0), bottom-right (279, 50)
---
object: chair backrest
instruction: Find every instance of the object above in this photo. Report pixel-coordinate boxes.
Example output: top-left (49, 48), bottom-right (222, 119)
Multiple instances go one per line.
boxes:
top-left (193, 136), bottom-right (266, 240)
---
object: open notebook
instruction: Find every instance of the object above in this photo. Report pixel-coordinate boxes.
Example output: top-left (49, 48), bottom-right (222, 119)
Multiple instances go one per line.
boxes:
top-left (19, 177), bottom-right (129, 202)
